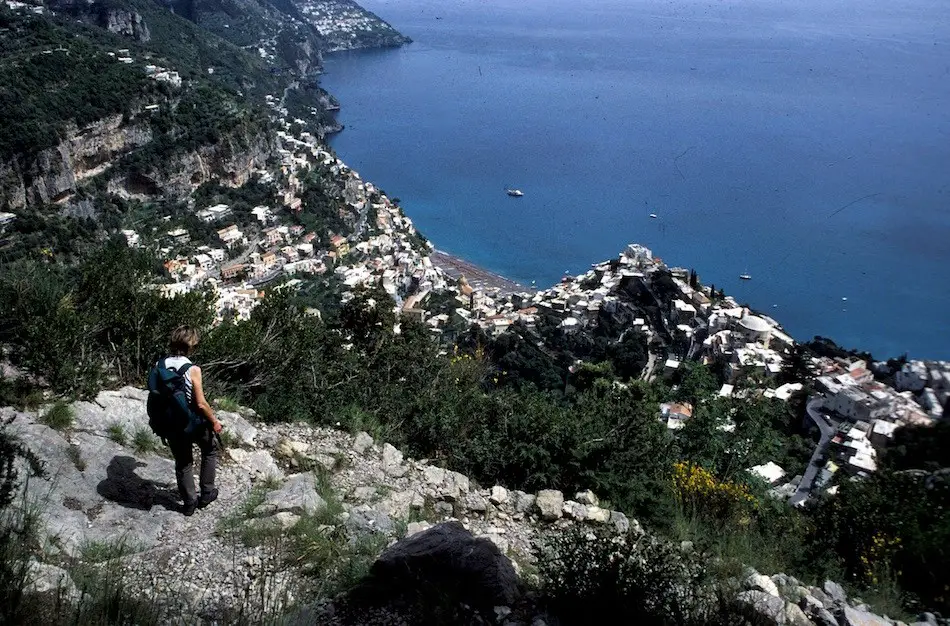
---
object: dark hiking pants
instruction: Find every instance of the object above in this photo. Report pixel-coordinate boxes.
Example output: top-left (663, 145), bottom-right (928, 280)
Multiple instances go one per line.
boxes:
top-left (168, 426), bottom-right (218, 504)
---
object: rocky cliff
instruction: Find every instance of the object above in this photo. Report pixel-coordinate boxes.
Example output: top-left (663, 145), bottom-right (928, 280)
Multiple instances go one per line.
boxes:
top-left (43, 0), bottom-right (152, 41)
top-left (0, 109), bottom-right (276, 211)
top-left (3, 389), bottom-right (933, 626)
top-left (0, 115), bottom-right (152, 210)
top-left (108, 129), bottom-right (275, 202)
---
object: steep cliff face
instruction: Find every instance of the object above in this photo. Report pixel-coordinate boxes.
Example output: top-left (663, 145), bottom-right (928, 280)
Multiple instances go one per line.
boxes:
top-left (102, 7), bottom-right (151, 41)
top-left (43, 0), bottom-right (152, 41)
top-left (108, 130), bottom-right (275, 202)
top-left (0, 115), bottom-right (152, 209)
top-left (0, 110), bottom-right (277, 210)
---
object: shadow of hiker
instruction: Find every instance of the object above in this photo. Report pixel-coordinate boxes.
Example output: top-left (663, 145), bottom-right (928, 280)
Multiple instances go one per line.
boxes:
top-left (96, 455), bottom-right (179, 511)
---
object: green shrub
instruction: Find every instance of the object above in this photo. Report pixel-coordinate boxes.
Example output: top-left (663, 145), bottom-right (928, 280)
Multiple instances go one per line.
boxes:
top-left (0, 377), bottom-right (44, 411)
top-left (535, 527), bottom-right (741, 625)
top-left (39, 401), bottom-right (73, 431)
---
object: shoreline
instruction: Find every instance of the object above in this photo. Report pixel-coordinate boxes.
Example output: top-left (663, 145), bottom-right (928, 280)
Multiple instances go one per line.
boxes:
top-left (430, 248), bottom-right (535, 297)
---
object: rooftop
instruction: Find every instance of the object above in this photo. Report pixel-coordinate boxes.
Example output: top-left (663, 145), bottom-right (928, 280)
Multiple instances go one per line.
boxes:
top-left (738, 314), bottom-right (771, 333)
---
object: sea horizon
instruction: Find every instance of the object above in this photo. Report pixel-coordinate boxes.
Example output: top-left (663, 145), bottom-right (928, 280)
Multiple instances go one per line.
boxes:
top-left (322, 0), bottom-right (950, 360)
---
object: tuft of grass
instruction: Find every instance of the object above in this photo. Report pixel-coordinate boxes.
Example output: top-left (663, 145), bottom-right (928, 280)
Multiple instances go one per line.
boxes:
top-left (332, 451), bottom-right (350, 471)
top-left (216, 484), bottom-right (271, 540)
top-left (107, 423), bottom-right (127, 446)
top-left (373, 484), bottom-right (392, 502)
top-left (79, 538), bottom-right (143, 564)
top-left (290, 509), bottom-right (387, 596)
top-left (313, 467), bottom-right (344, 521)
top-left (132, 428), bottom-right (159, 455)
top-left (39, 401), bottom-right (73, 431)
top-left (0, 486), bottom-right (46, 624)
top-left (71, 539), bottom-right (162, 625)
top-left (339, 404), bottom-right (397, 445)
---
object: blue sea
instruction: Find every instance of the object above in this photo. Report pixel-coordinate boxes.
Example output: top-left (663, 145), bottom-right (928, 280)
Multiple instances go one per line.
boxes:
top-left (321, 0), bottom-right (950, 359)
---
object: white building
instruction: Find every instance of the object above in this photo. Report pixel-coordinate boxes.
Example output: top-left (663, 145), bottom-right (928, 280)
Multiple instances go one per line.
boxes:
top-left (193, 254), bottom-right (213, 270)
top-left (197, 204), bottom-right (231, 223)
top-left (120, 229), bottom-right (139, 247)
top-left (748, 461), bottom-right (786, 486)
top-left (251, 205), bottom-right (274, 224)
top-left (894, 361), bottom-right (928, 392)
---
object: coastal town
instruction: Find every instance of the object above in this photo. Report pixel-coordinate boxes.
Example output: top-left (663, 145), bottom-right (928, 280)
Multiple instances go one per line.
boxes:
top-left (419, 242), bottom-right (950, 506)
top-left (118, 98), bottom-right (949, 510)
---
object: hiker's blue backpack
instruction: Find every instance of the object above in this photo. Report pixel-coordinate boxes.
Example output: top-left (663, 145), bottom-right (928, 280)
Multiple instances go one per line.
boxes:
top-left (146, 359), bottom-right (201, 439)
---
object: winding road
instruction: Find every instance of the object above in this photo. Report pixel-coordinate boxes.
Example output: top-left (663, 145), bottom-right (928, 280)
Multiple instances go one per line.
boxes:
top-left (789, 397), bottom-right (835, 507)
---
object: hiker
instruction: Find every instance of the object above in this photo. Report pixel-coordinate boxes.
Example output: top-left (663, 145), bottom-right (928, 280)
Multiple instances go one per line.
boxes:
top-left (149, 326), bottom-right (223, 516)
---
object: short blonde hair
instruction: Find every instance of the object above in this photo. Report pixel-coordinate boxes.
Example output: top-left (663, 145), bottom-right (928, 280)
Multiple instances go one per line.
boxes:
top-left (169, 326), bottom-right (200, 356)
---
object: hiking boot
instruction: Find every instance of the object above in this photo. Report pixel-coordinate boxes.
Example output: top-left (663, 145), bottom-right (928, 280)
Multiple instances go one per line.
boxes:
top-left (197, 488), bottom-right (219, 509)
top-left (182, 499), bottom-right (198, 517)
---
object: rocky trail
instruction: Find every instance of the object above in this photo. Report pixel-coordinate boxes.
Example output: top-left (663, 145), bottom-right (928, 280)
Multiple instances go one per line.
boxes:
top-left (2, 387), bottom-right (628, 622)
top-left (2, 388), bottom-right (939, 626)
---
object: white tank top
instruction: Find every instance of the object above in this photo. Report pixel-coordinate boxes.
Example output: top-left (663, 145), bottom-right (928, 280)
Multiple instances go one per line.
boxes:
top-left (162, 356), bottom-right (195, 404)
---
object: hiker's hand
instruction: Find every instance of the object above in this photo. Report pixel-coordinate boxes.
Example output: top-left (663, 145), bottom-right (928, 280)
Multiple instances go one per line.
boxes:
top-left (212, 419), bottom-right (223, 434)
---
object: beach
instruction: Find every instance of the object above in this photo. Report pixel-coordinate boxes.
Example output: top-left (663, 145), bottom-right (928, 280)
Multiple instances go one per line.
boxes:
top-left (430, 249), bottom-right (535, 297)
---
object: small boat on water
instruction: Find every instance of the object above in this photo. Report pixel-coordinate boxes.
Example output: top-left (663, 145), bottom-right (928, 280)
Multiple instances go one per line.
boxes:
top-left (649, 213), bottom-right (658, 219)
top-left (506, 188), bottom-right (524, 197)
top-left (739, 273), bottom-right (752, 280)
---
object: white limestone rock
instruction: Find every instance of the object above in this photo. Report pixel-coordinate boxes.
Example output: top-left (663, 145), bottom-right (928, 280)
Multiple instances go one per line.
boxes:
top-left (228, 449), bottom-right (283, 482)
top-left (586, 505), bottom-right (611, 523)
top-left (381, 443), bottom-right (407, 477)
top-left (535, 490), bottom-right (564, 521)
top-left (489, 485), bottom-right (508, 505)
top-left (353, 431), bottom-right (374, 454)
top-left (255, 473), bottom-right (326, 517)
top-left (562, 500), bottom-right (588, 521)
top-left (746, 572), bottom-right (781, 597)
top-left (574, 489), bottom-right (599, 506)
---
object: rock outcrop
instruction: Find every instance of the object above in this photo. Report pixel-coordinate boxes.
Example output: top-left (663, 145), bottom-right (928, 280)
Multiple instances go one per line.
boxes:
top-left (0, 115), bottom-right (152, 210)
top-left (345, 521), bottom-right (522, 614)
top-left (106, 129), bottom-right (275, 203)
top-left (45, 0), bottom-right (151, 42)
top-left (735, 569), bottom-right (922, 626)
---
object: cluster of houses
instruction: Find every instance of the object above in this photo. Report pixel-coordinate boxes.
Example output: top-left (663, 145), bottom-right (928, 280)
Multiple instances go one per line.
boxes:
top-left (128, 96), bottom-right (447, 323)
top-left (218, 222), bottom-right (325, 282)
top-left (411, 241), bottom-right (949, 505)
top-left (6, 0), bottom-right (44, 14)
top-left (798, 356), bottom-right (947, 488)
top-left (418, 244), bottom-right (658, 338)
top-left (295, 0), bottom-right (402, 51)
top-left (143, 63), bottom-right (181, 88)
top-left (728, 357), bottom-right (948, 503)
top-left (422, 243), bottom-right (799, 389)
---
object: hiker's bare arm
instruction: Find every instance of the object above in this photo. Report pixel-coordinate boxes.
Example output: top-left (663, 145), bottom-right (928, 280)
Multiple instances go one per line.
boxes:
top-left (191, 367), bottom-right (222, 433)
